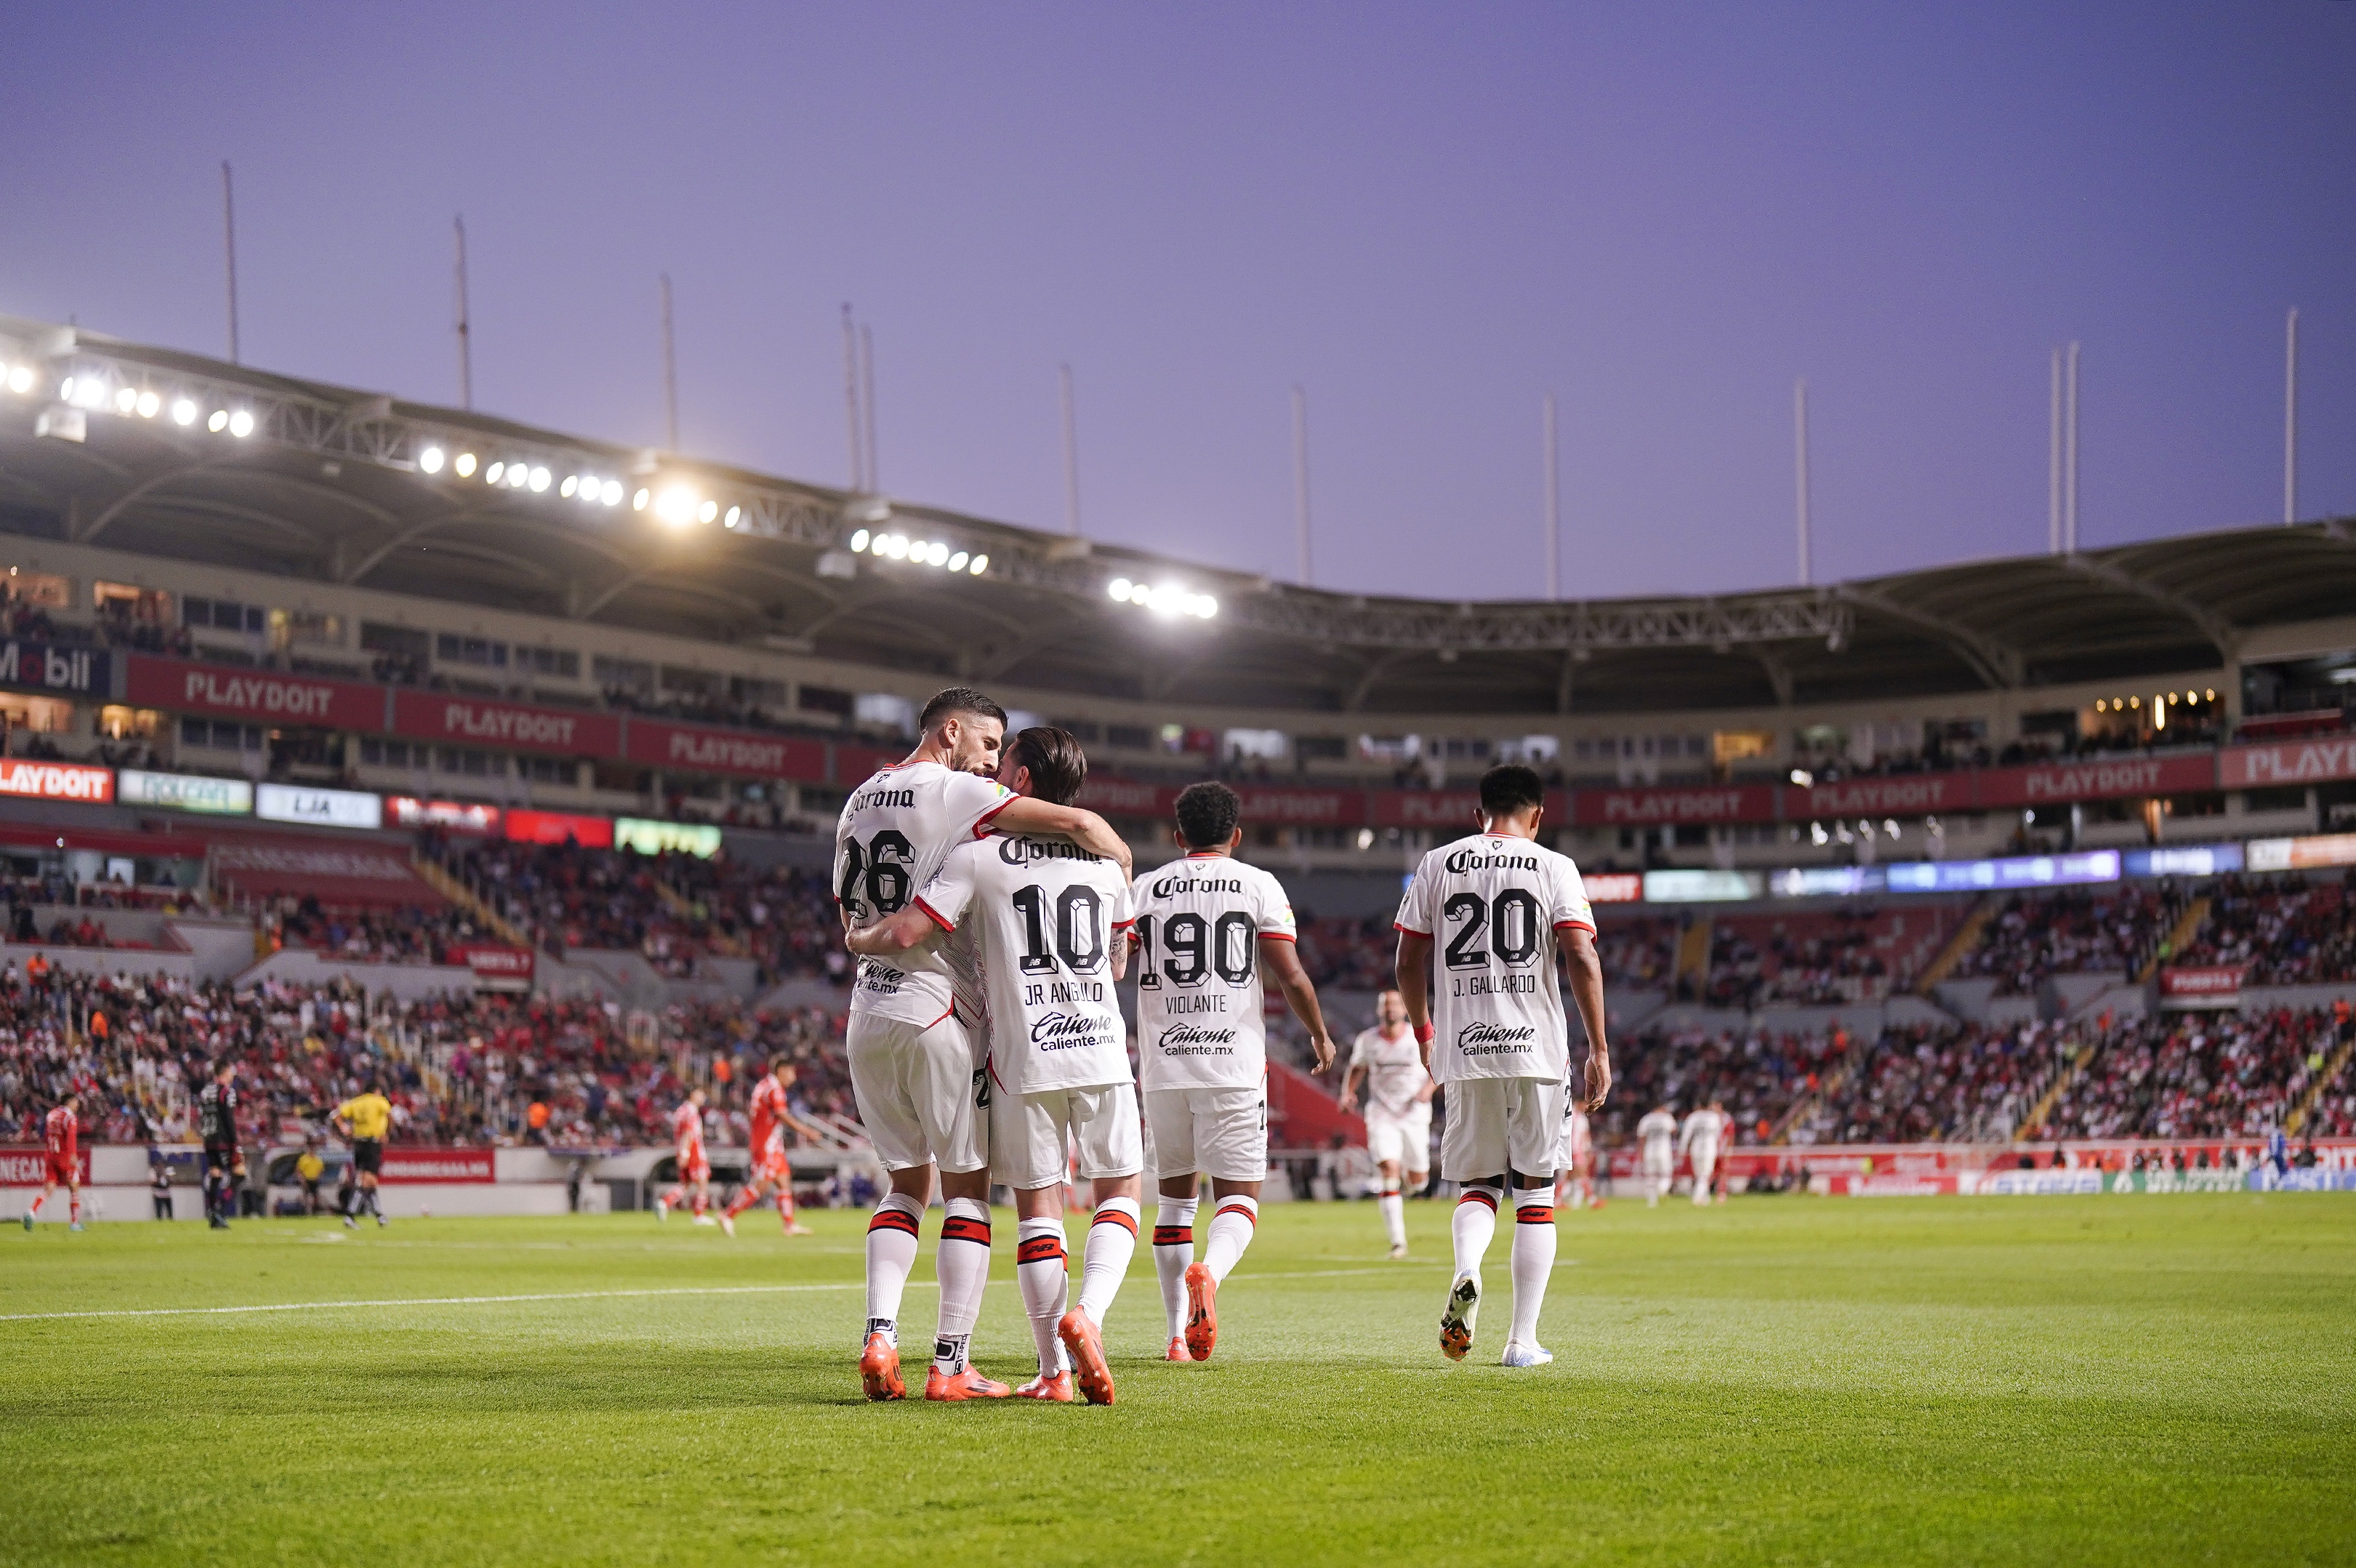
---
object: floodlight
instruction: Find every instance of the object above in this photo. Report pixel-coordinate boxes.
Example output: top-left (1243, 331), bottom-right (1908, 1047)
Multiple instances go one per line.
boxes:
top-left (968, 554), bottom-right (988, 574)
top-left (1197, 596), bottom-right (1218, 619)
top-left (560, 475), bottom-right (578, 498)
top-left (114, 387), bottom-right (137, 414)
top-left (507, 465), bottom-right (530, 489)
top-left (724, 505), bottom-right (741, 527)
top-left (885, 535), bottom-right (909, 560)
top-left (70, 379), bottom-right (108, 410)
top-left (134, 390), bottom-right (160, 418)
top-left (947, 551), bottom-right (968, 571)
top-left (849, 528), bottom-right (871, 552)
top-left (633, 488), bottom-right (649, 510)
top-left (455, 453), bottom-right (478, 477)
top-left (171, 398), bottom-right (198, 426)
top-left (5, 366), bottom-right (31, 395)
top-left (486, 461), bottom-right (506, 485)
top-left (528, 466), bottom-right (551, 492)
top-left (57, 377), bottom-right (74, 402)
top-left (419, 446), bottom-right (446, 474)
top-left (227, 410), bottom-right (254, 438)
top-left (601, 480), bottom-right (622, 506)
top-left (1109, 579), bottom-right (1133, 600)
top-left (697, 499), bottom-right (717, 523)
top-left (925, 541), bottom-right (948, 566)
top-left (909, 538), bottom-right (930, 559)
top-left (206, 409), bottom-right (228, 433)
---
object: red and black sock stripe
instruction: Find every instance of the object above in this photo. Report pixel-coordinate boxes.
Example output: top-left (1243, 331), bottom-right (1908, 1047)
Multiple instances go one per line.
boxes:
top-left (1152, 1226), bottom-right (1194, 1247)
top-left (867, 1207), bottom-right (920, 1238)
top-left (940, 1215), bottom-right (992, 1246)
top-left (1458, 1188), bottom-right (1500, 1212)
top-left (1016, 1235), bottom-right (1067, 1265)
top-left (1213, 1202), bottom-right (1257, 1228)
top-left (1516, 1205), bottom-right (1555, 1225)
top-left (1091, 1208), bottom-right (1140, 1237)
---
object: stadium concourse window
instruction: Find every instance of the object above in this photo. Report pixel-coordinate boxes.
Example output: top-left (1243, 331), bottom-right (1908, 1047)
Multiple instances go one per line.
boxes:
top-left (592, 762), bottom-right (653, 794)
top-left (1294, 735), bottom-right (1346, 762)
top-left (180, 717), bottom-right (262, 752)
top-left (268, 608), bottom-right (344, 651)
top-left (436, 746), bottom-right (505, 778)
top-left (7, 569), bottom-right (70, 610)
top-left (518, 646), bottom-right (580, 680)
top-left (1105, 723), bottom-right (1151, 751)
top-left (853, 692), bottom-right (917, 738)
top-left (795, 683), bottom-right (852, 721)
top-left (518, 756), bottom-right (576, 787)
top-left (436, 632), bottom-right (507, 670)
top-left (182, 596), bottom-right (265, 635)
top-left (595, 655), bottom-right (655, 695)
top-left (1050, 718), bottom-right (1102, 743)
top-left (97, 705), bottom-right (161, 741)
top-left (361, 621), bottom-right (431, 685)
top-left (358, 737), bottom-right (422, 768)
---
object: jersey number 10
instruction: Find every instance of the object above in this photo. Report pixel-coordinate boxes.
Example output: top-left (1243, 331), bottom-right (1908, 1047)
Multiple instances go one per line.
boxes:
top-left (1010, 884), bottom-right (1106, 976)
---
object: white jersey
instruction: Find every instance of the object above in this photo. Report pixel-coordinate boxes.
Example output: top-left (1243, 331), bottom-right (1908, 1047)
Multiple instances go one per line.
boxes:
top-left (1679, 1108), bottom-right (1730, 1157)
top-left (1637, 1109), bottom-right (1679, 1157)
top-left (1394, 832), bottom-right (1595, 1085)
top-left (833, 760), bottom-right (1014, 1026)
top-left (917, 831), bottom-right (1135, 1095)
top-left (1347, 1025), bottom-right (1431, 1119)
top-left (1129, 852), bottom-right (1299, 1091)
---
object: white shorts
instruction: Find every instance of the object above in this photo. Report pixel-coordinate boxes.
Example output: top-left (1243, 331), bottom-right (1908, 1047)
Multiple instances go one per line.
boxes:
top-left (992, 1081), bottom-right (1142, 1190)
top-left (1364, 1103), bottom-right (1432, 1173)
top-left (1641, 1147), bottom-right (1675, 1178)
top-left (1143, 1085), bottom-right (1269, 1183)
top-left (1690, 1144), bottom-right (1719, 1182)
top-left (1439, 1077), bottom-right (1567, 1183)
top-left (847, 1010), bottom-right (986, 1175)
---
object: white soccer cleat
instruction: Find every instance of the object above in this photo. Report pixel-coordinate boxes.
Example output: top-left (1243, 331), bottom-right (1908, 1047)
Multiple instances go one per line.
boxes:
top-left (1500, 1341), bottom-right (1553, 1369)
top-left (655, 1197), bottom-right (670, 1223)
top-left (692, 1214), bottom-right (717, 1227)
top-left (1439, 1271), bottom-right (1481, 1362)
top-left (718, 1212), bottom-right (736, 1237)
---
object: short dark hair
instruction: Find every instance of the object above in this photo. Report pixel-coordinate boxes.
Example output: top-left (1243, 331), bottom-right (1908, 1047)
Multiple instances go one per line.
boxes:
top-left (1174, 781), bottom-right (1241, 848)
top-left (1478, 763), bottom-right (1547, 818)
top-left (1005, 726), bottom-right (1088, 806)
top-left (213, 1058), bottom-right (235, 1078)
top-left (918, 686), bottom-right (1007, 735)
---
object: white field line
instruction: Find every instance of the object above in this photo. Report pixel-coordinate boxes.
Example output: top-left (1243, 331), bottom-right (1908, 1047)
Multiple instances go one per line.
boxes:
top-left (0, 1266), bottom-right (1426, 1325)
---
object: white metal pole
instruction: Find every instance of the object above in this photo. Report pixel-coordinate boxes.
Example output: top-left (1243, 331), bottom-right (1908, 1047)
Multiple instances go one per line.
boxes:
top-left (1059, 363), bottom-right (1081, 536)
top-left (1794, 378), bottom-right (1812, 586)
top-left (2049, 347), bottom-right (2062, 555)
top-left (659, 274), bottom-right (679, 451)
top-left (453, 217), bottom-right (472, 411)
top-left (842, 305), bottom-right (862, 491)
top-left (1292, 385), bottom-right (1311, 586)
top-left (2065, 342), bottom-right (2080, 552)
top-left (221, 161), bottom-right (241, 365)
top-left (860, 323), bottom-right (878, 493)
top-left (2285, 307), bottom-right (2300, 525)
top-left (1543, 390), bottom-right (1560, 601)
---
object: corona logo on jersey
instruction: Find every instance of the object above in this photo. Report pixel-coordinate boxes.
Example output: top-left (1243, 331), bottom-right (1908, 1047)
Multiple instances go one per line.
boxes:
top-left (0, 760), bottom-right (112, 801)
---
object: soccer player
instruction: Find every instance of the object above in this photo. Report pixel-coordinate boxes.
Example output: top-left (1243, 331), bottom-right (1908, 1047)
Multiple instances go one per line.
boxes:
top-left (1636, 1103), bottom-right (1679, 1206)
top-left (1132, 781), bottom-right (1336, 1359)
top-left (1340, 989), bottom-right (1431, 1262)
top-left (1394, 763), bottom-right (1610, 1370)
top-left (334, 1079), bottom-right (394, 1228)
top-left (23, 1091), bottom-right (83, 1231)
top-left (656, 1087), bottom-right (715, 1224)
top-left (852, 726), bottom-right (1139, 1404)
top-left (198, 1059), bottom-right (244, 1230)
top-left (721, 1057), bottom-right (825, 1237)
top-left (835, 688), bottom-right (1130, 1402)
top-left (1678, 1099), bottom-right (1731, 1206)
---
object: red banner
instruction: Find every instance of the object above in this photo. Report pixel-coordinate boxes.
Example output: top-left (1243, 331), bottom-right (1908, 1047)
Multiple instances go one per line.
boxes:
top-left (1233, 786), bottom-right (1362, 826)
top-left (379, 1147), bottom-right (495, 1183)
top-left (1572, 784), bottom-right (1772, 827)
top-left (387, 797), bottom-right (504, 835)
top-left (0, 760), bottom-right (113, 803)
top-left (212, 840), bottom-right (438, 906)
top-left (623, 720), bottom-right (825, 780)
top-left (1371, 789), bottom-right (1479, 829)
top-left (2158, 965), bottom-right (2243, 1007)
top-left (0, 1146), bottom-right (90, 1185)
top-left (832, 744), bottom-right (903, 786)
top-left (2221, 738), bottom-right (2356, 789)
top-left (1977, 754), bottom-right (2215, 808)
top-left (504, 809), bottom-right (615, 848)
top-left (1792, 771), bottom-right (1970, 819)
top-left (126, 655), bottom-right (384, 730)
top-left (1076, 776), bottom-right (1166, 818)
top-left (1586, 873), bottom-right (1644, 904)
top-left (451, 944), bottom-right (534, 989)
top-left (392, 691), bottom-right (620, 757)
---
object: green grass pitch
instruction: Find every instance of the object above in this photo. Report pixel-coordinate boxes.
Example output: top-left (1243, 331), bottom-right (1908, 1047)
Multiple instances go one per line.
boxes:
top-left (3, 1195), bottom-right (2351, 1566)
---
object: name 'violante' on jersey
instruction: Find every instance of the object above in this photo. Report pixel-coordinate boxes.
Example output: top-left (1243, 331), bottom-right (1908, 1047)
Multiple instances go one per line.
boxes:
top-left (832, 760), bottom-right (1013, 1026)
top-left (1127, 853), bottom-right (1298, 1091)
top-left (1394, 833), bottom-right (1594, 1084)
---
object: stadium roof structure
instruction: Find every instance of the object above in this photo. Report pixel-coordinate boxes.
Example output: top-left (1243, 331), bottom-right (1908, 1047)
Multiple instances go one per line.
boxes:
top-left (3, 313), bottom-right (2352, 717)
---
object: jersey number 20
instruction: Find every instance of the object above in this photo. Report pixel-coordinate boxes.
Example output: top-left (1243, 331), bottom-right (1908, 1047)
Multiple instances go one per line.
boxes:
top-left (1442, 889), bottom-right (1541, 969)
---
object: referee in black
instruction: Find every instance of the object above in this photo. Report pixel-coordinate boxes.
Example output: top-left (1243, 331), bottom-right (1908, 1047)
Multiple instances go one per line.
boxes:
top-left (197, 1058), bottom-right (243, 1230)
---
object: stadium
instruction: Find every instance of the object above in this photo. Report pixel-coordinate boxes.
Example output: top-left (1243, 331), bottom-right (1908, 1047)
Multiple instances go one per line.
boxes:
top-left (6, 12), bottom-right (2355, 1566)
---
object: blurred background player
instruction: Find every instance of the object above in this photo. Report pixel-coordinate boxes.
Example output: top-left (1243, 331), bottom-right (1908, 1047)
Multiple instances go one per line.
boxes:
top-left (722, 1057), bottom-right (824, 1237)
top-left (149, 1145), bottom-right (174, 1221)
top-left (1395, 764), bottom-right (1610, 1370)
top-left (1637, 1104), bottom-right (1679, 1206)
top-left (1556, 1098), bottom-right (1596, 1210)
top-left (656, 1087), bottom-right (715, 1223)
top-left (1339, 989), bottom-right (1429, 1261)
top-left (24, 1090), bottom-right (82, 1231)
top-left (333, 1079), bottom-right (393, 1228)
top-left (198, 1059), bottom-right (242, 1230)
top-left (1678, 1099), bottom-right (1733, 1205)
top-left (1133, 780), bottom-right (1335, 1359)
top-left (854, 726), bottom-right (1139, 1404)
top-left (835, 688), bottom-right (1129, 1404)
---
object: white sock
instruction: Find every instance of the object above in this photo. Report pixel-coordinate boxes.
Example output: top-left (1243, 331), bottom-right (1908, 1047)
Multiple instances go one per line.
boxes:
top-left (1203, 1194), bottom-right (1258, 1283)
top-left (1378, 1189), bottom-right (1406, 1248)
top-left (1508, 1188), bottom-right (1556, 1346)
top-left (1154, 1198), bottom-right (1198, 1339)
top-left (863, 1193), bottom-right (923, 1345)
top-left (1016, 1217), bottom-right (1069, 1376)
top-left (933, 1197), bottom-right (993, 1372)
top-left (1452, 1185), bottom-right (1501, 1279)
top-left (1078, 1198), bottom-right (1141, 1325)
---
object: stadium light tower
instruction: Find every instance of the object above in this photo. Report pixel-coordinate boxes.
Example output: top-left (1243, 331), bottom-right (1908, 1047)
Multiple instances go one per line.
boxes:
top-left (1061, 363), bottom-right (1081, 536)
top-left (453, 216), bottom-right (473, 411)
top-left (221, 161), bottom-right (241, 366)
top-left (2285, 307), bottom-right (2299, 525)
top-left (660, 274), bottom-right (680, 451)
top-left (1793, 378), bottom-right (1811, 587)
top-left (841, 305), bottom-right (864, 492)
top-left (2049, 347), bottom-right (2063, 555)
top-left (1543, 390), bottom-right (1560, 601)
top-left (1292, 385), bottom-right (1311, 586)
top-left (2065, 342), bottom-right (2081, 553)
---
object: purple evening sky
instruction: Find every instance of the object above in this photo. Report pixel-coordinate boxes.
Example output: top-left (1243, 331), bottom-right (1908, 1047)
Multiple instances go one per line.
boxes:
top-left (3, 3), bottom-right (2351, 603)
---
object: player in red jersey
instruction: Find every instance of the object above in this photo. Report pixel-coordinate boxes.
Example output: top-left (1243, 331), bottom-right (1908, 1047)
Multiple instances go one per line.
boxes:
top-left (721, 1057), bottom-right (824, 1237)
top-left (655, 1087), bottom-right (716, 1225)
top-left (23, 1092), bottom-right (83, 1231)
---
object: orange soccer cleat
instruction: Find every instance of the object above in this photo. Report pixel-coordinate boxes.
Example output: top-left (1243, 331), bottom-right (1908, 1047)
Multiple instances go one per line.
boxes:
top-left (1165, 1336), bottom-right (1195, 1363)
top-left (1058, 1309), bottom-right (1115, 1406)
top-left (923, 1366), bottom-right (1012, 1402)
top-left (859, 1332), bottom-right (905, 1402)
top-left (1013, 1370), bottom-right (1074, 1403)
top-left (1182, 1261), bottom-right (1219, 1362)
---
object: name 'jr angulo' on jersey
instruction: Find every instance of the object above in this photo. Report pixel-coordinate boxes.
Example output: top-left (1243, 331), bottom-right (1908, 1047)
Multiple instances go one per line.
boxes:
top-left (1394, 834), bottom-right (1594, 1083)
top-left (1127, 853), bottom-right (1298, 1090)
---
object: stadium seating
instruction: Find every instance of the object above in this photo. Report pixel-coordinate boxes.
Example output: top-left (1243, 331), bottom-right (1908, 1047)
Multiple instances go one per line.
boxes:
top-left (2170, 872), bottom-right (2356, 985)
top-left (1949, 883), bottom-right (2188, 995)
